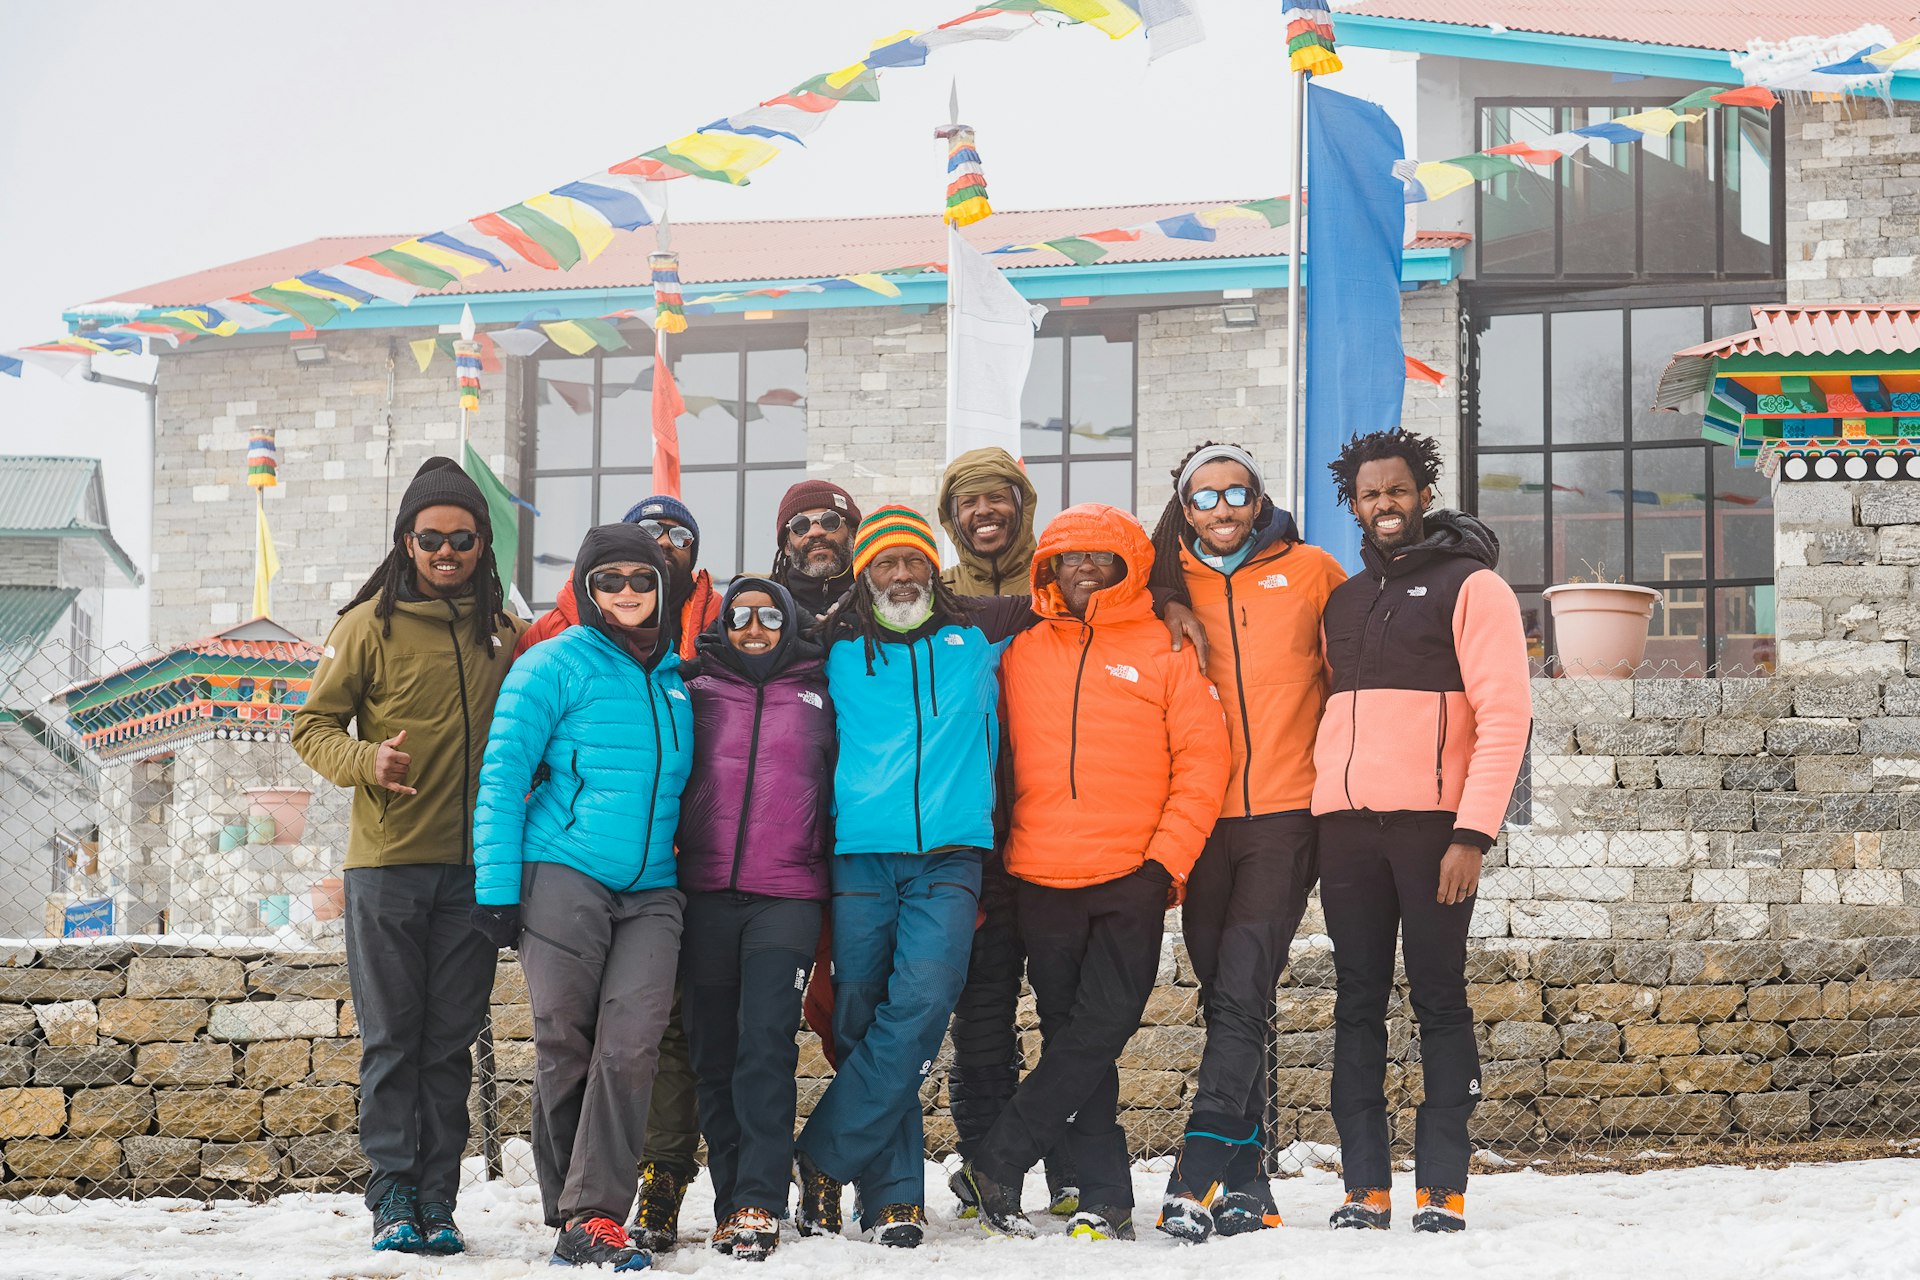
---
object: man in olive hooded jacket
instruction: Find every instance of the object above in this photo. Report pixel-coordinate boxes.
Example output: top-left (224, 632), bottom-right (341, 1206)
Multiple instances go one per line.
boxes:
top-left (294, 457), bottom-right (524, 1257)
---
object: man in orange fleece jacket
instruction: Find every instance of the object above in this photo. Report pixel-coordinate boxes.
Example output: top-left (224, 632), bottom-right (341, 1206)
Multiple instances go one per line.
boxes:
top-left (956, 504), bottom-right (1228, 1243)
top-left (1313, 429), bottom-right (1530, 1236)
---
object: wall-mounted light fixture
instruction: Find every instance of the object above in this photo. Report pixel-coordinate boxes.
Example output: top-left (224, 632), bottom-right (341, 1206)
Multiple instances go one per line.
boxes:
top-left (292, 345), bottom-right (327, 366)
top-left (1221, 304), bottom-right (1260, 328)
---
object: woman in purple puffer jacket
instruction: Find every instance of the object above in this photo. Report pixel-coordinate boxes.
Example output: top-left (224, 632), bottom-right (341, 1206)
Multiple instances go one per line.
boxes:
top-left (677, 575), bottom-right (835, 1262)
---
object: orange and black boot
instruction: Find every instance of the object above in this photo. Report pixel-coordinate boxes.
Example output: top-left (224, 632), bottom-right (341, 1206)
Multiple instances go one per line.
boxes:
top-left (1412, 1186), bottom-right (1465, 1233)
top-left (629, 1161), bottom-right (689, 1253)
top-left (1213, 1141), bottom-right (1280, 1236)
top-left (1329, 1188), bottom-right (1392, 1230)
top-left (1157, 1115), bottom-right (1254, 1243)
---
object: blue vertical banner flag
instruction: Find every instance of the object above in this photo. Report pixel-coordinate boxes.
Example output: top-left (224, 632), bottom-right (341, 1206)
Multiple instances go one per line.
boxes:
top-left (1303, 83), bottom-right (1408, 572)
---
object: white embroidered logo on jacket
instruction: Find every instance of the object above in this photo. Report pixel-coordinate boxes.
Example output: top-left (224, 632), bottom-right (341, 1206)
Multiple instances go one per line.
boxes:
top-left (798, 690), bottom-right (824, 709)
top-left (1259, 573), bottom-right (1290, 589)
top-left (1407, 586), bottom-right (1428, 597)
top-left (1106, 664), bottom-right (1140, 683)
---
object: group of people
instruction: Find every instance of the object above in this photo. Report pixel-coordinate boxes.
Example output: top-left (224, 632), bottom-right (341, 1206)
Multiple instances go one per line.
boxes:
top-left (291, 426), bottom-right (1530, 1270)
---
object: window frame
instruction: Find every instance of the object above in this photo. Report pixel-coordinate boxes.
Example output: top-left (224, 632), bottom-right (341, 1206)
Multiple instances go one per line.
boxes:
top-left (1019, 311), bottom-right (1141, 519)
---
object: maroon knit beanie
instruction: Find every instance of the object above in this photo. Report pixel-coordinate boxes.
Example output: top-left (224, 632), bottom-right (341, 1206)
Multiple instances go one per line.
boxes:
top-left (775, 479), bottom-right (862, 544)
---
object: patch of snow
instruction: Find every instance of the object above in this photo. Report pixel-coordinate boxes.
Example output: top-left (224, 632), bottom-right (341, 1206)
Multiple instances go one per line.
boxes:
top-left (1734, 25), bottom-right (1898, 94)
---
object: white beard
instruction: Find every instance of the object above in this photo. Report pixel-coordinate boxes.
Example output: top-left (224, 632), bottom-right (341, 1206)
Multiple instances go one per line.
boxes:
top-left (871, 579), bottom-right (934, 630)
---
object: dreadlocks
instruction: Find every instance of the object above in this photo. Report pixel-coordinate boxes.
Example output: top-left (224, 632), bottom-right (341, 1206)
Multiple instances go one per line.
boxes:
top-left (812, 564), bottom-right (973, 675)
top-left (1146, 439), bottom-right (1285, 600)
top-left (339, 523), bottom-right (512, 657)
top-left (1327, 428), bottom-right (1443, 510)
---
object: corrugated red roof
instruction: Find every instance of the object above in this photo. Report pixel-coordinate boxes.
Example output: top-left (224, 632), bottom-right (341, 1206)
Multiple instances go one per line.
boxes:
top-left (1676, 305), bottom-right (1920, 359)
top-left (1343, 2), bottom-right (1911, 54)
top-left (92, 204), bottom-right (1470, 309)
top-left (182, 635), bottom-right (326, 664)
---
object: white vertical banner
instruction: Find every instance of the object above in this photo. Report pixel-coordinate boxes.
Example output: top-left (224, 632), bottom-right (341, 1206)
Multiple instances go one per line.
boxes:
top-left (945, 225), bottom-right (1045, 463)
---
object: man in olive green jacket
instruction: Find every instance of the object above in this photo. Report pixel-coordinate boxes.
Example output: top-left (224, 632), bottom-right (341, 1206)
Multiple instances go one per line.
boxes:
top-left (293, 457), bottom-right (524, 1257)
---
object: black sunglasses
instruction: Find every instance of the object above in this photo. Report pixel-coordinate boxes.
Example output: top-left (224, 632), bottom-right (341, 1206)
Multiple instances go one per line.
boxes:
top-left (787, 511), bottom-right (846, 536)
top-left (727, 605), bottom-right (786, 631)
top-left (1187, 486), bottom-right (1254, 512)
top-left (637, 520), bottom-right (696, 549)
top-left (587, 569), bottom-right (660, 595)
top-left (409, 530), bottom-right (479, 553)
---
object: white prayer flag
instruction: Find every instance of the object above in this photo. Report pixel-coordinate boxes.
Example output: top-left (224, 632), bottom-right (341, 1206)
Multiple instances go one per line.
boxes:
top-left (945, 226), bottom-right (1045, 463)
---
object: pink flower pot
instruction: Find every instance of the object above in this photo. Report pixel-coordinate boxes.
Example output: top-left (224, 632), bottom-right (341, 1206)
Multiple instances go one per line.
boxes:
top-left (310, 876), bottom-right (345, 921)
top-left (242, 786), bottom-right (312, 846)
top-left (1543, 582), bottom-right (1662, 679)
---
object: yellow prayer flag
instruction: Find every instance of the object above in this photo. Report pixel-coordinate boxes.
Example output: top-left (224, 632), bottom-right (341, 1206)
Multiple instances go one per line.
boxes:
top-left (163, 309), bottom-right (240, 337)
top-left (1868, 33), bottom-right (1920, 67)
top-left (273, 277), bottom-right (363, 308)
top-left (1196, 205), bottom-right (1269, 228)
top-left (838, 273), bottom-right (902, 298)
top-left (823, 61), bottom-right (871, 89)
top-left (1414, 161), bottom-right (1479, 202)
top-left (1612, 108), bottom-right (1698, 137)
top-left (523, 193), bottom-right (617, 263)
top-left (663, 131), bottom-right (783, 181)
top-left (1046, 0), bottom-right (1142, 38)
top-left (253, 495), bottom-right (281, 620)
top-left (541, 321), bottom-right (602, 356)
top-left (395, 238), bottom-right (493, 278)
top-left (410, 338), bottom-right (438, 373)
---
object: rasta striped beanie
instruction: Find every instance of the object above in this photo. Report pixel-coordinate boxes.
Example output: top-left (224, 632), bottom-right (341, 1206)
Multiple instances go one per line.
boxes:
top-left (852, 505), bottom-right (940, 577)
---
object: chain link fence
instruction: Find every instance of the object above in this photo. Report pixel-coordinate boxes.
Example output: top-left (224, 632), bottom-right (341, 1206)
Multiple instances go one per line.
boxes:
top-left (2, 638), bottom-right (1917, 1203)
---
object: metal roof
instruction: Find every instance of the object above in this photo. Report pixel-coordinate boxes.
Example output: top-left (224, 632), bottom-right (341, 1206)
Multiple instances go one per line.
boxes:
top-left (1341, 2), bottom-right (1914, 54)
top-left (0, 456), bottom-right (141, 586)
top-left (0, 585), bottom-right (80, 700)
top-left (60, 616), bottom-right (322, 706)
top-left (89, 202), bottom-right (1472, 310)
top-left (1674, 305), bottom-right (1920, 360)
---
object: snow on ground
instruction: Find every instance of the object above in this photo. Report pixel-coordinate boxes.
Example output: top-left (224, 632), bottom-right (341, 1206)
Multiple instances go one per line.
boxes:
top-left (3, 1144), bottom-right (1916, 1280)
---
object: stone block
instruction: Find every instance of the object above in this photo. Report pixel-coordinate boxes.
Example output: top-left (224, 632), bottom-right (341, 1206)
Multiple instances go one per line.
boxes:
top-left (156, 1088), bottom-right (264, 1141)
top-left (97, 999), bottom-right (211, 1044)
top-left (308, 1039), bottom-right (360, 1086)
top-left (1118, 1026), bottom-right (1207, 1070)
top-left (1537, 1098), bottom-right (1604, 1139)
top-left (1858, 483), bottom-right (1920, 525)
top-left (491, 1004), bottom-right (533, 1040)
top-left (126, 958), bottom-right (245, 999)
top-left (246, 964), bottom-right (352, 1001)
top-left (1721, 681), bottom-right (1794, 718)
top-left (1479, 1060), bottom-right (1544, 1100)
top-left (1271, 1029), bottom-right (1335, 1069)
top-left (201, 1140), bottom-right (279, 1182)
top-left (1722, 758), bottom-right (1795, 791)
top-left (34, 1046), bottom-right (133, 1087)
top-left (66, 1085), bottom-right (155, 1138)
top-left (1543, 1061), bottom-right (1662, 1095)
top-left (1825, 795), bottom-right (1903, 833)
top-left (242, 1040), bottom-right (310, 1088)
top-left (1867, 937), bottom-right (1920, 979)
top-left (1660, 1054), bottom-right (1774, 1094)
top-left (1606, 832), bottom-right (1706, 868)
top-left (1705, 720), bottom-right (1767, 755)
top-left (135, 1043), bottom-right (234, 1086)
top-left (1755, 795), bottom-right (1826, 833)
top-left (1867, 1016), bottom-right (1920, 1049)
top-left (209, 1000), bottom-right (337, 1042)
top-left (0, 1047), bottom-right (30, 1087)
top-left (490, 962), bottom-right (526, 1005)
top-left (492, 1041), bottom-right (537, 1083)
top-left (1614, 942), bottom-right (1674, 985)
top-left (1690, 870), bottom-right (1750, 903)
top-left (1596, 1093), bottom-right (1731, 1136)
top-left (123, 1134), bottom-right (201, 1181)
top-left (284, 1132), bottom-right (368, 1179)
top-left (1116, 1070), bottom-right (1187, 1109)
top-left (1271, 1067), bottom-right (1331, 1108)
top-left (1781, 640), bottom-right (1906, 676)
top-left (1782, 834), bottom-right (1853, 871)
top-left (1790, 1019), bottom-right (1870, 1055)
top-left (1632, 869), bottom-right (1692, 903)
top-left (1765, 718), bottom-right (1859, 756)
top-left (263, 1086), bottom-right (355, 1136)
top-left (0, 1003), bottom-right (37, 1041)
top-left (1579, 722), bottom-right (1685, 756)
top-left (1546, 983), bottom-right (1660, 1024)
top-left (1794, 755), bottom-right (1873, 793)
top-left (0, 1087), bottom-right (65, 1138)
top-left (1559, 1023), bottom-right (1622, 1062)
top-left (1636, 790), bottom-right (1689, 829)
top-left (1532, 680), bottom-right (1631, 722)
top-left (1624, 1024), bottom-right (1700, 1058)
top-left (1659, 986), bottom-right (1746, 1023)
top-left (1633, 681), bottom-right (1721, 718)
top-left (1698, 942), bottom-right (1783, 983)
top-left (1746, 985), bottom-right (1823, 1021)
top-left (1850, 979), bottom-right (1920, 1018)
top-left (1507, 831), bottom-right (1606, 867)
top-left (1656, 756), bottom-right (1727, 791)
top-left (1467, 982), bottom-right (1543, 1023)
top-left (1487, 1021), bottom-right (1558, 1061)
top-left (0, 969), bottom-right (124, 1001)
top-left (1733, 1090), bottom-right (1811, 1135)
top-left (1536, 942), bottom-right (1616, 985)
top-left (1510, 901), bottom-right (1611, 939)
top-left (2, 1136), bottom-right (124, 1180)
top-left (1777, 564), bottom-right (1908, 598)
top-left (33, 999), bottom-right (98, 1047)
top-left (1834, 1048), bottom-right (1920, 1085)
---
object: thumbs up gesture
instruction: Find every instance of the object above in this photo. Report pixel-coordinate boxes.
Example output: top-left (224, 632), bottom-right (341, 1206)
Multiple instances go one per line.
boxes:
top-left (375, 729), bottom-right (417, 795)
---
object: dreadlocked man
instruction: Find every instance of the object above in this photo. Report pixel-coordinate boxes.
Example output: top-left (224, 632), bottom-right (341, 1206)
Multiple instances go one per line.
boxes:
top-left (1313, 429), bottom-right (1529, 1235)
top-left (293, 456), bottom-right (525, 1259)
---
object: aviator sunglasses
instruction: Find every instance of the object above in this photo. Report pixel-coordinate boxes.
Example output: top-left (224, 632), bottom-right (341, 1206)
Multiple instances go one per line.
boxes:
top-left (727, 605), bottom-right (787, 631)
top-left (637, 520), bottom-right (696, 549)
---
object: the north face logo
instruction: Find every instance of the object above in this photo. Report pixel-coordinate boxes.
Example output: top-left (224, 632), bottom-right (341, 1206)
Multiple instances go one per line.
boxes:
top-left (1208, 685), bottom-right (1221, 701)
top-left (798, 690), bottom-right (824, 709)
top-left (1106, 664), bottom-right (1139, 683)
top-left (1259, 573), bottom-right (1289, 589)
top-left (1407, 585), bottom-right (1428, 597)
top-left (795, 967), bottom-right (806, 991)
top-left (668, 688), bottom-right (688, 700)
top-left (642, 504), bottom-right (663, 516)
top-left (944, 634), bottom-right (965, 646)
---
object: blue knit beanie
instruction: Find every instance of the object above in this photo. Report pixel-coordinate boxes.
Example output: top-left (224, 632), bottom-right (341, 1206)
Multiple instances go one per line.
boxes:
top-left (623, 494), bottom-right (699, 549)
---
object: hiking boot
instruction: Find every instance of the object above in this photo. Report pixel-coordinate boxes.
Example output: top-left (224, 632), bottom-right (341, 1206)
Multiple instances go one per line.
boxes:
top-left (1044, 1152), bottom-right (1081, 1216)
top-left (868, 1203), bottom-right (927, 1248)
top-left (1213, 1189), bottom-right (1281, 1236)
top-left (1412, 1186), bottom-right (1465, 1233)
top-left (1066, 1207), bottom-right (1135, 1240)
top-left (417, 1201), bottom-right (464, 1254)
top-left (725, 1208), bottom-right (780, 1262)
top-left (369, 1183), bottom-right (422, 1253)
top-left (552, 1216), bottom-right (650, 1270)
top-left (1329, 1187), bottom-right (1392, 1230)
top-left (946, 1155), bottom-right (980, 1220)
top-left (793, 1150), bottom-right (844, 1238)
top-left (1155, 1193), bottom-right (1215, 1243)
top-left (628, 1161), bottom-right (688, 1253)
top-left (957, 1161), bottom-right (1036, 1238)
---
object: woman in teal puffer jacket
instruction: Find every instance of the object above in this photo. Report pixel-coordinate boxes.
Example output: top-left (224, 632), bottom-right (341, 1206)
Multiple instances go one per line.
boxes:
top-left (471, 521), bottom-right (693, 1273)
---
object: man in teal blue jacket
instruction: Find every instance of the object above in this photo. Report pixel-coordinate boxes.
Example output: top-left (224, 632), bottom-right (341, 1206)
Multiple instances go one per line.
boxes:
top-left (791, 505), bottom-right (1034, 1249)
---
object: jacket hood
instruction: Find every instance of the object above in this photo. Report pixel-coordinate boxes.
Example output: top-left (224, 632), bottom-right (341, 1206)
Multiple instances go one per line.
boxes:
top-left (696, 576), bottom-right (823, 682)
top-left (1031, 503), bottom-right (1155, 625)
top-left (1363, 507), bottom-right (1501, 578)
top-left (569, 522), bottom-right (678, 666)
top-left (938, 446), bottom-right (1039, 594)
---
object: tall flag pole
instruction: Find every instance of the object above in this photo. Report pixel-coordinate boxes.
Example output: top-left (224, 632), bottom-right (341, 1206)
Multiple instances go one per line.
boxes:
top-left (1281, 1), bottom-right (1343, 517)
top-left (650, 225), bottom-right (686, 497)
top-left (247, 430), bottom-right (279, 619)
top-left (455, 304), bottom-right (479, 457)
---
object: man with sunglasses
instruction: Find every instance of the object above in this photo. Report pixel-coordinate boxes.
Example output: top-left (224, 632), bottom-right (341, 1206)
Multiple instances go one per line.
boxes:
top-left (294, 458), bottom-right (525, 1256)
top-left (509, 492), bottom-right (720, 1254)
top-left (1144, 441), bottom-right (1348, 1243)
top-left (958, 504), bottom-right (1228, 1243)
top-left (772, 479), bottom-right (862, 616)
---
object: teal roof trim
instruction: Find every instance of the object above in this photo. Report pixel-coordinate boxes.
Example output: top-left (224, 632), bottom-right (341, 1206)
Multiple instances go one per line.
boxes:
top-left (0, 585), bottom-right (80, 699)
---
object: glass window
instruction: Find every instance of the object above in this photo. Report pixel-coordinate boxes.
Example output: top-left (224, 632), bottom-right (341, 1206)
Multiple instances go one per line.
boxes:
top-left (523, 326), bottom-right (809, 605)
top-left (1021, 316), bottom-right (1137, 519)
top-left (1632, 307), bottom-right (1706, 441)
top-left (1478, 98), bottom-right (1781, 280)
top-left (1632, 449), bottom-right (1706, 582)
top-left (1021, 335), bottom-right (1066, 459)
top-left (1068, 329), bottom-right (1134, 454)
top-left (1555, 450), bottom-right (1625, 578)
top-left (1477, 314), bottom-right (1544, 446)
top-left (1551, 310), bottom-right (1623, 443)
top-left (1476, 452), bottom-right (1546, 583)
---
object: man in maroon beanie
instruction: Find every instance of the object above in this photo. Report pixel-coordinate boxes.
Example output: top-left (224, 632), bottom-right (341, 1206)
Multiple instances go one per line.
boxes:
top-left (773, 479), bottom-right (863, 616)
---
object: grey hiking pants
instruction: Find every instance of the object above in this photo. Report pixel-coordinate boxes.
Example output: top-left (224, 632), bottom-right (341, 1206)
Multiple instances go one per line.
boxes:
top-left (519, 861), bottom-right (683, 1227)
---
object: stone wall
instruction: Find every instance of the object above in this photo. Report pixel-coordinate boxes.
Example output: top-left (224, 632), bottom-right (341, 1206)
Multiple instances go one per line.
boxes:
top-left (1786, 98), bottom-right (1920, 305)
top-left (4, 935), bottom-right (1915, 1197)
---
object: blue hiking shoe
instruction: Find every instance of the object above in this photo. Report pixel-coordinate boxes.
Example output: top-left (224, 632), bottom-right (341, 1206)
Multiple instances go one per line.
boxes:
top-left (370, 1183), bottom-right (423, 1253)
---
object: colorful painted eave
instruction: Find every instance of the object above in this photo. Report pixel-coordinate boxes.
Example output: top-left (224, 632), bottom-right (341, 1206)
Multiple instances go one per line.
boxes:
top-left (62, 246), bottom-right (1466, 338)
top-left (1336, 13), bottom-right (1920, 100)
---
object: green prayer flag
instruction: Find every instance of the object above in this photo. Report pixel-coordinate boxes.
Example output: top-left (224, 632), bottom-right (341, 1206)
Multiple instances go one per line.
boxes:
top-left (1043, 237), bottom-right (1108, 266)
top-left (574, 318), bottom-right (630, 353)
top-left (463, 442), bottom-right (521, 600)
top-left (497, 203), bottom-right (583, 271)
top-left (1442, 152), bottom-right (1526, 181)
top-left (1239, 197), bottom-right (1293, 227)
top-left (369, 249), bottom-right (458, 289)
top-left (248, 287), bottom-right (339, 328)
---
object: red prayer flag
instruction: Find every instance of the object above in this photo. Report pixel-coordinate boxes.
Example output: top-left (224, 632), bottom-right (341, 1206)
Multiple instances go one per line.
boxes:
top-left (651, 332), bottom-right (685, 497)
top-left (1712, 86), bottom-right (1779, 110)
top-left (1486, 141), bottom-right (1565, 166)
top-left (1404, 355), bottom-right (1448, 386)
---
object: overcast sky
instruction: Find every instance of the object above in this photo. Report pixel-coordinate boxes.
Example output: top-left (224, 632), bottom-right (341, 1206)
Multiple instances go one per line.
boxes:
top-left (0, 0), bottom-right (1412, 650)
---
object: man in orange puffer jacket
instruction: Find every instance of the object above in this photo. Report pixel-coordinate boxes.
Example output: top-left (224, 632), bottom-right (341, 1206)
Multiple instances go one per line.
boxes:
top-left (955, 503), bottom-right (1228, 1243)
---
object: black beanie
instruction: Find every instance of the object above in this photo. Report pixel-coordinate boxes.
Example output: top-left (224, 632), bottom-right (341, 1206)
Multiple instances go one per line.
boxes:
top-left (394, 456), bottom-right (490, 541)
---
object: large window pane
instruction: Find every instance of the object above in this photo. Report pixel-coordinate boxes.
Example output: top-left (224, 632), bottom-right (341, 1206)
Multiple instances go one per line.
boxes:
top-left (1717, 585), bottom-right (1775, 674)
top-left (1068, 329), bottom-right (1133, 454)
top-left (1479, 105), bottom-right (1557, 274)
top-left (1632, 307), bottom-right (1706, 440)
top-left (1641, 113), bottom-right (1717, 275)
top-left (600, 355), bottom-right (654, 469)
top-left (536, 358), bottom-right (596, 470)
top-left (1026, 461), bottom-right (1063, 530)
top-left (743, 467), bottom-right (807, 577)
top-left (670, 350), bottom-right (741, 466)
top-left (599, 471), bottom-right (652, 524)
top-left (1068, 457), bottom-right (1134, 512)
top-left (1723, 107), bottom-right (1775, 276)
top-left (746, 346), bottom-right (807, 463)
top-left (1477, 452), bottom-right (1546, 584)
top-left (1551, 310), bottom-right (1624, 443)
top-left (1562, 107), bottom-right (1637, 275)
top-left (1554, 450), bottom-right (1625, 580)
top-left (1632, 449), bottom-right (1706, 581)
top-left (531, 474), bottom-right (593, 605)
top-left (1713, 443), bottom-right (1774, 578)
top-left (1477, 314), bottom-right (1545, 446)
top-left (1022, 334), bottom-right (1065, 458)
top-left (680, 471), bottom-right (739, 579)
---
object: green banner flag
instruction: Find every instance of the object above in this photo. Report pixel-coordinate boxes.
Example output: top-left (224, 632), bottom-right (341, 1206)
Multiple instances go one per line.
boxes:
top-left (463, 442), bottom-right (521, 602)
